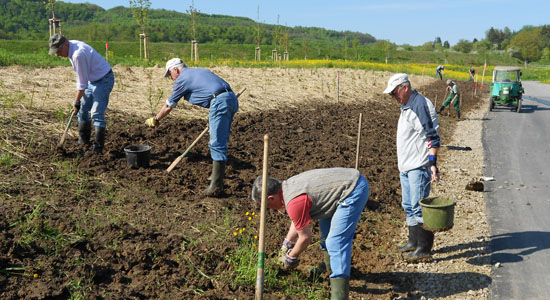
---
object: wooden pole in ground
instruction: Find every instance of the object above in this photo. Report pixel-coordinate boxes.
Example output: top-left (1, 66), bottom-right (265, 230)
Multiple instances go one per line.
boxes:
top-left (355, 113), bottom-right (362, 170)
top-left (255, 134), bottom-right (269, 300)
top-left (480, 63), bottom-right (487, 90)
top-left (337, 71), bottom-right (340, 103)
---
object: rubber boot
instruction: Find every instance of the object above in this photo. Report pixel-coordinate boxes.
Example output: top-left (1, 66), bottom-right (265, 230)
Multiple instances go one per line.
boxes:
top-left (457, 111), bottom-right (461, 120)
top-left (77, 121), bottom-right (91, 145)
top-left (398, 226), bottom-right (417, 252)
top-left (92, 127), bottom-right (106, 154)
top-left (330, 278), bottom-right (350, 300)
top-left (203, 161), bottom-right (225, 197)
top-left (438, 106), bottom-right (445, 114)
top-left (404, 224), bottom-right (434, 262)
top-left (309, 251), bottom-right (331, 280)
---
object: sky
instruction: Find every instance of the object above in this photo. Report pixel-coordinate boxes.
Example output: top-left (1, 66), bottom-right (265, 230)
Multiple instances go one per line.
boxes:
top-left (61, 0), bottom-right (550, 46)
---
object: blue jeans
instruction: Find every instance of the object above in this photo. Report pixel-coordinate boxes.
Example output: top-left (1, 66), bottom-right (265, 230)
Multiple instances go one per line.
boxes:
top-left (319, 175), bottom-right (369, 278)
top-left (78, 71), bottom-right (114, 128)
top-left (400, 167), bottom-right (431, 226)
top-left (208, 91), bottom-right (239, 161)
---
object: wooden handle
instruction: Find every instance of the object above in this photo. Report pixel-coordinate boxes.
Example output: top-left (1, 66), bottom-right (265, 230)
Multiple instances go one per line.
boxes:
top-left (255, 134), bottom-right (269, 300)
top-left (166, 126), bottom-right (209, 173)
top-left (57, 110), bottom-right (75, 148)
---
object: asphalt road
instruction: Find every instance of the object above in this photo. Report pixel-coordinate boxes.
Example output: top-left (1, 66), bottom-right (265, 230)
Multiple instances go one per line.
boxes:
top-left (483, 81), bottom-right (550, 300)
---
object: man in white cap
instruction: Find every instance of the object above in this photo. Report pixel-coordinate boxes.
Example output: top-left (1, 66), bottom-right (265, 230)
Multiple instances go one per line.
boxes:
top-left (383, 73), bottom-right (441, 262)
top-left (48, 33), bottom-right (114, 154)
top-left (438, 79), bottom-right (461, 119)
top-left (146, 58), bottom-right (238, 197)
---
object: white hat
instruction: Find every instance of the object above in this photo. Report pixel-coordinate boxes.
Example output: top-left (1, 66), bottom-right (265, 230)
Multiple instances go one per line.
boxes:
top-left (383, 73), bottom-right (409, 94)
top-left (164, 58), bottom-right (186, 77)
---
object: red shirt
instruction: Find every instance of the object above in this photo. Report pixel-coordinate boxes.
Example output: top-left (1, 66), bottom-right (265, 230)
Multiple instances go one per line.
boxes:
top-left (286, 193), bottom-right (312, 231)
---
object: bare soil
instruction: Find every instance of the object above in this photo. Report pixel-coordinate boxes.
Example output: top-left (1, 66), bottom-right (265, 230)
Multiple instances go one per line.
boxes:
top-left (0, 66), bottom-right (489, 299)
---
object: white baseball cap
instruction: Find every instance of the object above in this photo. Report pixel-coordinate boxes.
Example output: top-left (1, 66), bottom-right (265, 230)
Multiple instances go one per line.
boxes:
top-left (383, 73), bottom-right (409, 94)
top-left (164, 58), bottom-right (186, 77)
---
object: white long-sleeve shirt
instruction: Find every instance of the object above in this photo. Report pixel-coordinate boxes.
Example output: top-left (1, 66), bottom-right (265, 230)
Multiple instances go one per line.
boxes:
top-left (68, 40), bottom-right (111, 90)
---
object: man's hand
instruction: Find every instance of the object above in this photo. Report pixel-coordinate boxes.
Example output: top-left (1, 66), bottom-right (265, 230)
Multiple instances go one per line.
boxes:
top-left (430, 165), bottom-right (440, 182)
top-left (145, 117), bottom-right (159, 128)
top-left (72, 100), bottom-right (81, 113)
top-left (282, 252), bottom-right (299, 270)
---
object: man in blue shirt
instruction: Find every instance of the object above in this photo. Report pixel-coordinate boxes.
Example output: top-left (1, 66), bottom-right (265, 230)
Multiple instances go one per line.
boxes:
top-left (49, 34), bottom-right (115, 154)
top-left (146, 58), bottom-right (239, 197)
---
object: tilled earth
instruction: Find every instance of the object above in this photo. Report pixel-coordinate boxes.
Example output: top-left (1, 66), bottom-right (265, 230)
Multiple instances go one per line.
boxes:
top-left (0, 69), bottom-right (485, 299)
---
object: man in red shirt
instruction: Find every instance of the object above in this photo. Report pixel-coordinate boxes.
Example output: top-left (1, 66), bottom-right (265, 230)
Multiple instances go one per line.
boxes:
top-left (251, 168), bottom-right (369, 300)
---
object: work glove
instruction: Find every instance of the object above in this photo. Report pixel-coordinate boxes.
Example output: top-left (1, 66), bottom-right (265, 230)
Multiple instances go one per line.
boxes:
top-left (281, 239), bottom-right (296, 253)
top-left (72, 100), bottom-right (81, 113)
top-left (145, 117), bottom-right (159, 128)
top-left (282, 252), bottom-right (299, 270)
top-left (278, 239), bottom-right (296, 263)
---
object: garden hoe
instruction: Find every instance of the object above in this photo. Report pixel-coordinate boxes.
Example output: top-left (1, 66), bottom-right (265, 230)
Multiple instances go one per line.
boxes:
top-left (166, 87), bottom-right (247, 173)
top-left (57, 109), bottom-right (76, 149)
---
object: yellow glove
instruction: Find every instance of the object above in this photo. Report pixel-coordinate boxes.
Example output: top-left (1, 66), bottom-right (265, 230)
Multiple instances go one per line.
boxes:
top-left (145, 117), bottom-right (159, 128)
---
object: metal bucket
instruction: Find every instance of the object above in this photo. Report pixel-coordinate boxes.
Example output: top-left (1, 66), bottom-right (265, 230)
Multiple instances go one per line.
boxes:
top-left (420, 196), bottom-right (455, 232)
top-left (124, 144), bottom-right (151, 168)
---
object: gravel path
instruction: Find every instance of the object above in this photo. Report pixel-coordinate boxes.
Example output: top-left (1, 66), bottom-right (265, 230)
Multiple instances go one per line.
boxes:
top-left (394, 95), bottom-right (492, 300)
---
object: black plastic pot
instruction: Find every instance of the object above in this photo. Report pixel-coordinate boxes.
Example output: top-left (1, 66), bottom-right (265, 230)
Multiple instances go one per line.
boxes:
top-left (124, 144), bottom-right (151, 168)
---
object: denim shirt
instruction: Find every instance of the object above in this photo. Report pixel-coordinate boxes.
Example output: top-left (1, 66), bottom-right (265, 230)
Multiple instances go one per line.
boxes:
top-left (166, 68), bottom-right (231, 109)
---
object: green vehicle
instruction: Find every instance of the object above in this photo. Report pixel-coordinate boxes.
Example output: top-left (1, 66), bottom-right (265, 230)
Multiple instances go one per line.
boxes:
top-left (489, 66), bottom-right (524, 112)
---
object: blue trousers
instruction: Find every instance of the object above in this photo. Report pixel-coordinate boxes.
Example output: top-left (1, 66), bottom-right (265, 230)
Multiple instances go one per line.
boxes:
top-left (78, 71), bottom-right (114, 128)
top-left (208, 91), bottom-right (239, 161)
top-left (400, 166), bottom-right (431, 226)
top-left (319, 175), bottom-right (369, 278)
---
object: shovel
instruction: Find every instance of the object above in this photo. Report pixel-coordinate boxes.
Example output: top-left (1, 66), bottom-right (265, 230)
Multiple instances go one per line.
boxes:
top-left (166, 87), bottom-right (247, 173)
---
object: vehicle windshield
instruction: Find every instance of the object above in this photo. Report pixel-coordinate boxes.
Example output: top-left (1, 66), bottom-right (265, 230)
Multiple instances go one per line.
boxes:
top-left (494, 71), bottom-right (519, 82)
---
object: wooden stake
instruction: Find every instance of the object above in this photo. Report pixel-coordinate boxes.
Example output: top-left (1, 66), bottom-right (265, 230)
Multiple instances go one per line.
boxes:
top-left (337, 71), bottom-right (340, 103)
top-left (255, 134), bottom-right (269, 300)
top-left (355, 113), bottom-right (362, 169)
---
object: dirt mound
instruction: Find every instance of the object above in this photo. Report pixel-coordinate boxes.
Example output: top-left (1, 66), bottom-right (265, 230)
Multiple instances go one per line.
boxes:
top-left (0, 77), bottom-right (483, 299)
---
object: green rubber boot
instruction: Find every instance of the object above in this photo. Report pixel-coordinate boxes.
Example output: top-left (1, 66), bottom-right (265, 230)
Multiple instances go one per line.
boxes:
top-left (330, 278), bottom-right (350, 300)
top-left (309, 251), bottom-right (331, 280)
top-left (203, 161), bottom-right (225, 197)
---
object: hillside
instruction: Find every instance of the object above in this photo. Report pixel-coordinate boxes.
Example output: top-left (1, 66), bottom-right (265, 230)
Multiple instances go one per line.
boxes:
top-left (0, 0), bottom-right (376, 47)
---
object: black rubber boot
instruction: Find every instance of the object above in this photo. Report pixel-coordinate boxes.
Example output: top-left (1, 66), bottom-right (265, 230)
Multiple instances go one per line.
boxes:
top-left (77, 121), bottom-right (91, 145)
top-left (438, 106), bottom-right (445, 114)
top-left (330, 278), bottom-right (350, 300)
top-left (92, 126), bottom-right (106, 154)
top-left (404, 224), bottom-right (434, 262)
top-left (203, 161), bottom-right (225, 197)
top-left (398, 226), bottom-right (417, 252)
top-left (457, 111), bottom-right (461, 119)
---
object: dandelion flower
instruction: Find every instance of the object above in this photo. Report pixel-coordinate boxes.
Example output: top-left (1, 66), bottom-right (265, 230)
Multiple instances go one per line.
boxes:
top-left (33, 273), bottom-right (38, 278)
top-left (248, 217), bottom-right (252, 221)
top-left (246, 212), bottom-right (250, 216)
top-left (254, 235), bottom-right (258, 239)
top-left (233, 232), bottom-right (238, 236)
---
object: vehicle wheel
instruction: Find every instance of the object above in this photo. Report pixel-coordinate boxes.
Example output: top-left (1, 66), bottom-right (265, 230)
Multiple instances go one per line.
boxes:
top-left (516, 99), bottom-right (522, 113)
top-left (489, 97), bottom-right (494, 111)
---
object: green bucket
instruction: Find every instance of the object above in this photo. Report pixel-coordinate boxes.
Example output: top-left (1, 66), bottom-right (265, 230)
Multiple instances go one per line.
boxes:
top-left (420, 196), bottom-right (455, 232)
